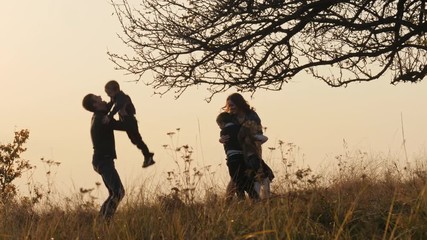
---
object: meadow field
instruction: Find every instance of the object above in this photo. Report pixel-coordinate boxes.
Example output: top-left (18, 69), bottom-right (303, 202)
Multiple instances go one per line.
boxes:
top-left (1, 132), bottom-right (427, 239)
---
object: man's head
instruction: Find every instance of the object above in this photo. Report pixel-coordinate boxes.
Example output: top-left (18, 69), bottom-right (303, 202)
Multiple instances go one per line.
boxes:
top-left (82, 94), bottom-right (107, 112)
top-left (105, 80), bottom-right (120, 98)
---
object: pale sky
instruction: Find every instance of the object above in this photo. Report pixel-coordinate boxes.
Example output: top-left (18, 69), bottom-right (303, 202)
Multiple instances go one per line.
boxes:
top-left (2, 1), bottom-right (427, 201)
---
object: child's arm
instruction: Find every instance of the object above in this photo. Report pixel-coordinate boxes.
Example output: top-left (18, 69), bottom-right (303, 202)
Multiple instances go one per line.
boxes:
top-left (254, 134), bottom-right (268, 144)
top-left (102, 98), bottom-right (123, 124)
top-left (107, 94), bottom-right (129, 119)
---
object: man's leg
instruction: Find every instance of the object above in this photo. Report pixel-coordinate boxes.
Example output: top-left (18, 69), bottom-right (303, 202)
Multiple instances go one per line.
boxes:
top-left (94, 156), bottom-right (125, 220)
top-left (100, 186), bottom-right (113, 217)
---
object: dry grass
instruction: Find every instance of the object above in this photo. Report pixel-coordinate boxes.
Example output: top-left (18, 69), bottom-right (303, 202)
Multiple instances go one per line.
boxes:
top-left (1, 157), bottom-right (427, 240)
top-left (2, 134), bottom-right (427, 239)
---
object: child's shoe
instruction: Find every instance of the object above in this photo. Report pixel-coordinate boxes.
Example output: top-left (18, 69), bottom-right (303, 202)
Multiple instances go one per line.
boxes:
top-left (143, 152), bottom-right (156, 168)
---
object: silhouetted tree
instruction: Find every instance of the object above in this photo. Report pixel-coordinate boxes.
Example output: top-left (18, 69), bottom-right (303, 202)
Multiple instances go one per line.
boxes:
top-left (0, 130), bottom-right (32, 203)
top-left (109, 0), bottom-right (427, 98)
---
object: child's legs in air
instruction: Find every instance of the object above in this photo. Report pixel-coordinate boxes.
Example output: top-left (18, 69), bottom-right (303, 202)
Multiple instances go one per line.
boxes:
top-left (123, 117), bottom-right (151, 157)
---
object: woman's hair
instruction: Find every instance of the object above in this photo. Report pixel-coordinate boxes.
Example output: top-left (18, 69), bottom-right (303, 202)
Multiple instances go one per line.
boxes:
top-left (82, 94), bottom-right (96, 112)
top-left (238, 125), bottom-right (260, 159)
top-left (224, 93), bottom-right (253, 113)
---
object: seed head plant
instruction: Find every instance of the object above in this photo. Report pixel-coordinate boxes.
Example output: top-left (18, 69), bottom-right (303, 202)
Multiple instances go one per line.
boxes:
top-left (162, 128), bottom-right (216, 204)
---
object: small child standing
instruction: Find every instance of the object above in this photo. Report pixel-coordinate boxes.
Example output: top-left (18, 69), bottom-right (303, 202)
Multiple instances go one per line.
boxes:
top-left (216, 112), bottom-right (259, 201)
top-left (103, 80), bottom-right (155, 168)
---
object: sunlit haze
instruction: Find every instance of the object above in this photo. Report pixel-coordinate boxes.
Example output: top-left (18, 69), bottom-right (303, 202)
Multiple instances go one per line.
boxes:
top-left (2, 1), bottom-right (427, 201)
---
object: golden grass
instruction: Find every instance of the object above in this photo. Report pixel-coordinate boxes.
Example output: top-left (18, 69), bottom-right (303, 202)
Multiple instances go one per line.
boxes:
top-left (2, 141), bottom-right (427, 239)
top-left (1, 165), bottom-right (427, 240)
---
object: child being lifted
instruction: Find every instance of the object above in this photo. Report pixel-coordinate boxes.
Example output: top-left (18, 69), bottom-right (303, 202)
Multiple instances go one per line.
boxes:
top-left (103, 80), bottom-right (155, 168)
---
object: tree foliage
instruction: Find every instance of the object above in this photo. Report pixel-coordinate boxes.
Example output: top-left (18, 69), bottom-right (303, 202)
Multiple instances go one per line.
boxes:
top-left (0, 129), bottom-right (32, 202)
top-left (109, 0), bottom-right (427, 98)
